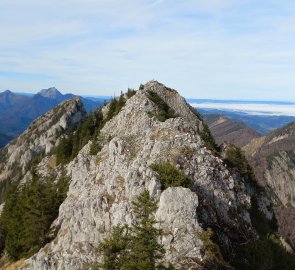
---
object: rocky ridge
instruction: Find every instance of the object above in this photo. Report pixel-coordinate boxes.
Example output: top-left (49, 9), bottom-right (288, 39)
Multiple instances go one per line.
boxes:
top-left (0, 98), bottom-right (86, 197)
top-left (0, 88), bottom-right (102, 148)
top-left (16, 81), bottom-right (255, 269)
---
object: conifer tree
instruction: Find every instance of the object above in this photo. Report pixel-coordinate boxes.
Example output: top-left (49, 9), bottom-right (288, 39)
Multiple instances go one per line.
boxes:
top-left (126, 190), bottom-right (165, 270)
top-left (0, 170), bottom-right (69, 260)
top-left (98, 190), bottom-right (174, 270)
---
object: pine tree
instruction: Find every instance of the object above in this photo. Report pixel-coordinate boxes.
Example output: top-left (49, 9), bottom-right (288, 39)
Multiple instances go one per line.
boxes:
top-left (98, 190), bottom-right (173, 270)
top-left (98, 225), bottom-right (130, 270)
top-left (126, 190), bottom-right (165, 270)
top-left (0, 170), bottom-right (69, 260)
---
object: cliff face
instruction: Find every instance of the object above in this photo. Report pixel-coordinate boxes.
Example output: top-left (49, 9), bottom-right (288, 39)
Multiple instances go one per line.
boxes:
top-left (244, 122), bottom-right (295, 247)
top-left (12, 81), bottom-right (254, 269)
top-left (0, 98), bottom-right (86, 200)
top-left (244, 122), bottom-right (295, 207)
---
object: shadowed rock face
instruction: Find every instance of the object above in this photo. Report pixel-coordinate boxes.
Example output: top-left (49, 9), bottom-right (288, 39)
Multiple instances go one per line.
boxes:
top-left (0, 98), bottom-right (86, 199)
top-left (15, 81), bottom-right (254, 270)
top-left (203, 114), bottom-right (261, 147)
top-left (244, 122), bottom-right (295, 248)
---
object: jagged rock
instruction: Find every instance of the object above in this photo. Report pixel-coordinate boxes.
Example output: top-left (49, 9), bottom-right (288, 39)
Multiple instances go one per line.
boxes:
top-left (0, 98), bottom-right (86, 189)
top-left (13, 81), bottom-right (255, 270)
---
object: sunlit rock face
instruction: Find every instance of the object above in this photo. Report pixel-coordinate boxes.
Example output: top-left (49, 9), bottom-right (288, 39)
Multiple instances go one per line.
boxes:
top-left (15, 81), bottom-right (254, 270)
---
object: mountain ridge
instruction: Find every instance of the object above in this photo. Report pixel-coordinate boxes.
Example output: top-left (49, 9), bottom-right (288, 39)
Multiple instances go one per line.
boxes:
top-left (11, 81), bottom-right (256, 269)
top-left (0, 88), bottom-right (103, 148)
top-left (0, 81), bottom-right (294, 269)
top-left (203, 114), bottom-right (261, 147)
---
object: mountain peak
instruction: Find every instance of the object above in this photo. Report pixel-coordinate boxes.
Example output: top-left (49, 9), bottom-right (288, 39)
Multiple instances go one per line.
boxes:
top-left (0, 89), bottom-right (14, 96)
top-left (38, 87), bottom-right (62, 99)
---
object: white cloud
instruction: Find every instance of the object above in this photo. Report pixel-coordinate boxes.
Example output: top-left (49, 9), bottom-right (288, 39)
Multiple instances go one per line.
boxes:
top-left (190, 102), bottom-right (295, 116)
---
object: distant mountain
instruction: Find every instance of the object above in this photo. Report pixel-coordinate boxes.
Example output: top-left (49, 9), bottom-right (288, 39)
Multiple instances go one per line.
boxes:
top-left (244, 122), bottom-right (295, 248)
top-left (203, 114), bottom-right (261, 147)
top-left (199, 108), bottom-right (295, 134)
top-left (0, 88), bottom-right (104, 148)
top-left (0, 90), bottom-right (30, 112)
top-left (39, 87), bottom-right (64, 99)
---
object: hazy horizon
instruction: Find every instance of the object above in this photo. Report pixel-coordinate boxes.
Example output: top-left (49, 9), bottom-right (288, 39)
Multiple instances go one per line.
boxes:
top-left (2, 87), bottom-right (295, 103)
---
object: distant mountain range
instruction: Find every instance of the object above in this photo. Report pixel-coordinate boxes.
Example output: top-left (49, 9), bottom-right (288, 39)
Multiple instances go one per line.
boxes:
top-left (203, 114), bottom-right (261, 147)
top-left (0, 88), bottom-right (104, 148)
top-left (198, 108), bottom-right (295, 134)
top-left (188, 99), bottom-right (295, 134)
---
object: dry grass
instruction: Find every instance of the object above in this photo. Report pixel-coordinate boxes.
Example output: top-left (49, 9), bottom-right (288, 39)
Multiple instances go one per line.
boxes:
top-left (1, 259), bottom-right (27, 270)
top-left (47, 155), bottom-right (57, 169)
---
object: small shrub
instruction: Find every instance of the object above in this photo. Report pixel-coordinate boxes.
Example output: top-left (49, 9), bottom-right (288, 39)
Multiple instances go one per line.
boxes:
top-left (196, 228), bottom-right (228, 269)
top-left (199, 124), bottom-right (220, 154)
top-left (224, 144), bottom-right (257, 187)
top-left (89, 139), bottom-right (102, 156)
top-left (147, 91), bottom-right (178, 122)
top-left (150, 163), bottom-right (192, 190)
top-left (232, 235), bottom-right (295, 270)
top-left (127, 88), bottom-right (137, 98)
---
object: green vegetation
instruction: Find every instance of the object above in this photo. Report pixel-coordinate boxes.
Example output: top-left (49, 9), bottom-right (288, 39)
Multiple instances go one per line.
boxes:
top-left (56, 109), bottom-right (104, 164)
top-left (147, 91), bottom-right (178, 122)
top-left (224, 144), bottom-right (278, 236)
top-left (233, 235), bottom-right (295, 270)
top-left (126, 88), bottom-right (137, 99)
top-left (248, 198), bottom-right (277, 238)
top-left (199, 124), bottom-right (220, 154)
top-left (97, 190), bottom-right (174, 270)
top-left (223, 144), bottom-right (255, 185)
top-left (150, 163), bottom-right (192, 191)
top-left (106, 94), bottom-right (126, 122)
top-left (0, 178), bottom-right (11, 204)
top-left (0, 170), bottom-right (69, 260)
top-left (196, 228), bottom-right (228, 269)
top-left (222, 146), bottom-right (295, 269)
top-left (56, 91), bottom-right (134, 164)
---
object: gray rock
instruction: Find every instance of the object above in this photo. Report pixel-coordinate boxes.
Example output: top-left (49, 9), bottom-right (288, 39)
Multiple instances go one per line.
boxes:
top-left (18, 81), bottom-right (254, 270)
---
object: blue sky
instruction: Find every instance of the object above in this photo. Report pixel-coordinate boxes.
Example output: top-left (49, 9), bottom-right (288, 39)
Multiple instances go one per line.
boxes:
top-left (1, 0), bottom-right (295, 100)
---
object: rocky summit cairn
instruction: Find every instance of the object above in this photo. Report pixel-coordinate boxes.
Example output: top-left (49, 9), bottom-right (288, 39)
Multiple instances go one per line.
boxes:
top-left (3, 81), bottom-right (254, 270)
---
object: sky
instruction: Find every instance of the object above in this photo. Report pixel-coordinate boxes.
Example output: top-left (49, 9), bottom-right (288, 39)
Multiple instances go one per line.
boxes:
top-left (1, 0), bottom-right (295, 100)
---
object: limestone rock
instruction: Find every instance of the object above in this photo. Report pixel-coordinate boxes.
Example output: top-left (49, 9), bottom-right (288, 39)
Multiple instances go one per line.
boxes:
top-left (18, 81), bottom-right (254, 270)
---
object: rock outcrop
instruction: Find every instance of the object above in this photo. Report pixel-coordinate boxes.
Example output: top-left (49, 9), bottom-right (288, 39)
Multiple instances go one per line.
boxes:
top-left (16, 81), bottom-right (255, 270)
top-left (0, 98), bottom-right (86, 197)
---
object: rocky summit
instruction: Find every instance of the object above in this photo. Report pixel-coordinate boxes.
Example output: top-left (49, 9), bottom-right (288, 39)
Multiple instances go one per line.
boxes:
top-left (1, 81), bottom-right (294, 270)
